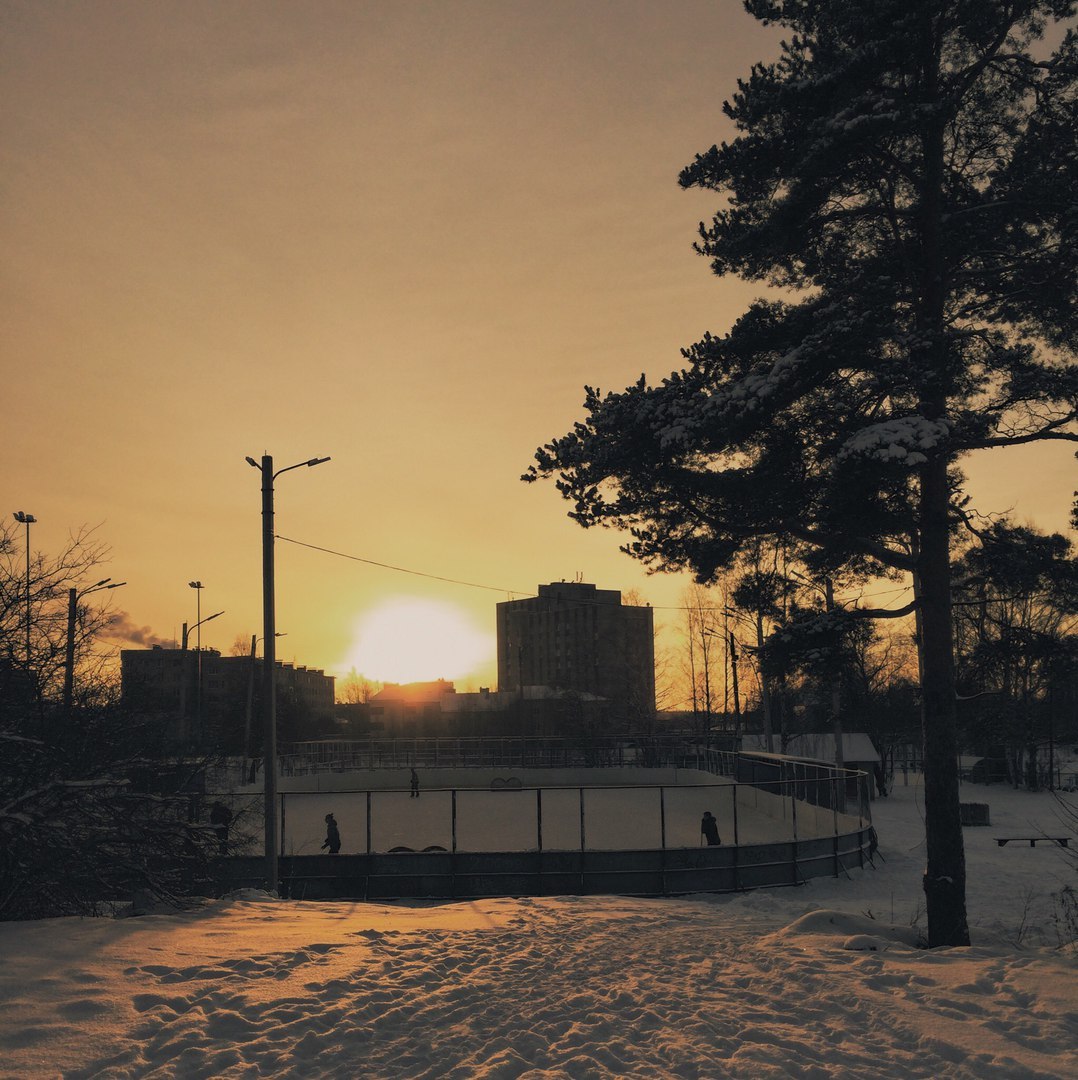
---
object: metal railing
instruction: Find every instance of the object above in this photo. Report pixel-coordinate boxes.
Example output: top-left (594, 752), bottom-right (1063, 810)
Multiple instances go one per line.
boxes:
top-left (212, 753), bottom-right (874, 900)
top-left (278, 735), bottom-right (743, 776)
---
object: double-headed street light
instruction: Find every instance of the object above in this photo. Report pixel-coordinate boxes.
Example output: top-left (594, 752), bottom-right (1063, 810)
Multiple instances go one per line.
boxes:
top-left (64, 578), bottom-right (126, 714)
top-left (246, 454), bottom-right (330, 895)
top-left (13, 511), bottom-right (36, 667)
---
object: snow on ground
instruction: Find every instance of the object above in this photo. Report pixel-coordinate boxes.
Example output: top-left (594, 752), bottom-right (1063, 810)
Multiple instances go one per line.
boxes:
top-left (1, 778), bottom-right (1076, 1079)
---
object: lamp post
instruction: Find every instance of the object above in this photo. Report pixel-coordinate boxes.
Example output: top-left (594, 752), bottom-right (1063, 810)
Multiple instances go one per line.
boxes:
top-left (244, 632), bottom-right (286, 768)
top-left (702, 625), bottom-right (742, 744)
top-left (700, 627), bottom-right (719, 749)
top-left (189, 582), bottom-right (205, 743)
top-left (247, 453), bottom-right (330, 894)
top-left (12, 511), bottom-right (36, 668)
top-left (717, 612), bottom-right (746, 745)
top-left (64, 578), bottom-right (126, 714)
top-left (728, 628), bottom-right (742, 742)
top-left (180, 608), bottom-right (224, 743)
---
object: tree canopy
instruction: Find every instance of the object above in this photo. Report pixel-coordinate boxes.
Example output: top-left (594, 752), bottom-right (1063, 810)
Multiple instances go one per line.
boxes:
top-left (526, 0), bottom-right (1077, 947)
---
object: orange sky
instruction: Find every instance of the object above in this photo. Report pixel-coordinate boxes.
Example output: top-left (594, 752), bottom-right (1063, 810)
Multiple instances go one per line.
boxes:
top-left (4, 1), bottom-right (1074, 695)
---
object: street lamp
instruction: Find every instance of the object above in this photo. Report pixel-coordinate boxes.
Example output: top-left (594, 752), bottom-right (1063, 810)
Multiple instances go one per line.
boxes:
top-left (247, 453), bottom-right (330, 894)
top-left (189, 581), bottom-right (205, 743)
top-left (179, 607), bottom-right (224, 742)
top-left (704, 619), bottom-right (743, 744)
top-left (13, 511), bottom-right (36, 668)
top-left (244, 632), bottom-right (287, 767)
top-left (64, 578), bottom-right (126, 714)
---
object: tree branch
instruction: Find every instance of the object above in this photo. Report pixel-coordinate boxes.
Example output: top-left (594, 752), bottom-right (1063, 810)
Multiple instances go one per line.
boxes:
top-left (966, 429), bottom-right (1078, 450)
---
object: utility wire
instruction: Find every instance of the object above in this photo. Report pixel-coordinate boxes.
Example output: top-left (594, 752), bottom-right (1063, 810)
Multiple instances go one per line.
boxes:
top-left (277, 533), bottom-right (918, 616)
top-left (276, 535), bottom-right (530, 596)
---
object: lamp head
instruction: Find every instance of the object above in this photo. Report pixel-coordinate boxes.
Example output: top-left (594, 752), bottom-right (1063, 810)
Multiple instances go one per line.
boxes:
top-left (307, 456), bottom-right (331, 467)
top-left (189, 581), bottom-right (203, 590)
top-left (245, 456), bottom-right (259, 468)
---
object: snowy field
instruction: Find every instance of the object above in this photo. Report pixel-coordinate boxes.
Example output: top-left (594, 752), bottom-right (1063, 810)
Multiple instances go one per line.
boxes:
top-left (1, 778), bottom-right (1076, 1079)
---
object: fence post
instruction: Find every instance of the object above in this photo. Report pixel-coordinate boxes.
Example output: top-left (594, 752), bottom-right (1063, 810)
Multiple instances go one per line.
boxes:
top-left (731, 782), bottom-right (741, 890)
top-left (790, 771), bottom-right (798, 842)
top-left (832, 775), bottom-right (839, 877)
top-left (659, 786), bottom-right (667, 897)
top-left (579, 787), bottom-right (586, 893)
top-left (450, 788), bottom-right (458, 899)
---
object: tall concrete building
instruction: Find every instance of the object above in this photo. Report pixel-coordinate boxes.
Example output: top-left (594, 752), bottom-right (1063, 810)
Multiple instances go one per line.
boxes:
top-left (496, 582), bottom-right (655, 721)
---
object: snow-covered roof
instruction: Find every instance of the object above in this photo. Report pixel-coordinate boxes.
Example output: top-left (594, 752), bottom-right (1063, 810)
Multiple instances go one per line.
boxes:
top-left (743, 732), bottom-right (880, 764)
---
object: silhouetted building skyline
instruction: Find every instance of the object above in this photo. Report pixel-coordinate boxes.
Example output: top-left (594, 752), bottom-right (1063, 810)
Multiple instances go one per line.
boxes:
top-left (121, 646), bottom-right (335, 748)
top-left (496, 582), bottom-right (655, 722)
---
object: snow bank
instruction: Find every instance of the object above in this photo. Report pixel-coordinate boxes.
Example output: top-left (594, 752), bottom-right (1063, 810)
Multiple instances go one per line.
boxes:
top-left (0, 780), bottom-right (1074, 1078)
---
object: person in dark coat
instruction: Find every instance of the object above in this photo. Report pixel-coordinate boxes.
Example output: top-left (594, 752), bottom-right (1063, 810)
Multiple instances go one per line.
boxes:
top-left (873, 763), bottom-right (888, 798)
top-left (321, 812), bottom-right (341, 854)
top-left (209, 801), bottom-right (232, 854)
top-left (410, 768), bottom-right (420, 799)
top-left (701, 811), bottom-right (721, 846)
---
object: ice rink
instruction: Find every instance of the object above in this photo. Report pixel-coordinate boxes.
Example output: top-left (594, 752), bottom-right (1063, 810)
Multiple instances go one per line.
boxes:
top-left (230, 768), bottom-right (866, 855)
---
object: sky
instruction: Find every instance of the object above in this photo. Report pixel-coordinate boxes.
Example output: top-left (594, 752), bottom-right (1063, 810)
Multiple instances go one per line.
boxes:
top-left (1, 777), bottom-right (1076, 1076)
top-left (3, 0), bottom-right (1074, 694)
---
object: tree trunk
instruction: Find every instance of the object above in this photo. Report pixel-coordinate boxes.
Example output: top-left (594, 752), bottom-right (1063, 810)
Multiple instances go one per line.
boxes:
top-left (914, 24), bottom-right (969, 947)
top-left (918, 454), bottom-right (970, 947)
top-left (756, 610), bottom-right (774, 753)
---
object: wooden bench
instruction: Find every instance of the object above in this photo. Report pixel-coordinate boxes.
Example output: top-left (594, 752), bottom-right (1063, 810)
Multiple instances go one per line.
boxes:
top-left (995, 836), bottom-right (1070, 848)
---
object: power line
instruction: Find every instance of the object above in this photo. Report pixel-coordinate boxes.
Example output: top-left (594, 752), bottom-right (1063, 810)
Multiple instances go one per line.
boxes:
top-left (276, 535), bottom-right (530, 596)
top-left (276, 534), bottom-right (918, 616)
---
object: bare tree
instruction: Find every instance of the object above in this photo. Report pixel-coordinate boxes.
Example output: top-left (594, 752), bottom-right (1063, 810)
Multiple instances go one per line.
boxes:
top-left (1, 521), bottom-right (239, 919)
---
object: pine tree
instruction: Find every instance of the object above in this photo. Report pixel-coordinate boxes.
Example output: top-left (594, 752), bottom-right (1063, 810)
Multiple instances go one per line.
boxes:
top-left (526, 1), bottom-right (1077, 946)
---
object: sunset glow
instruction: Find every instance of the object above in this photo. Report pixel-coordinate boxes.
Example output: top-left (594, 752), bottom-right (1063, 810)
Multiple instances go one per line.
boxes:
top-left (341, 598), bottom-right (495, 685)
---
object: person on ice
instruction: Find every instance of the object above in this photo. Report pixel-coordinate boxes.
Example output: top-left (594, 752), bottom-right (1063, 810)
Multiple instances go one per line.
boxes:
top-left (701, 811), bottom-right (721, 846)
top-left (410, 767), bottom-right (420, 798)
top-left (321, 812), bottom-right (341, 854)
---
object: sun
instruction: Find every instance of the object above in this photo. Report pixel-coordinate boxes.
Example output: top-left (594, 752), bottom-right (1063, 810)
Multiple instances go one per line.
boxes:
top-left (342, 597), bottom-right (494, 684)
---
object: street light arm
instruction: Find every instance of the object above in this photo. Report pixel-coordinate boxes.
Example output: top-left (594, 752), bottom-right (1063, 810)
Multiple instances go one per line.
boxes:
top-left (78, 579), bottom-right (126, 600)
top-left (273, 455), bottom-right (331, 481)
top-left (192, 609), bottom-right (225, 630)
